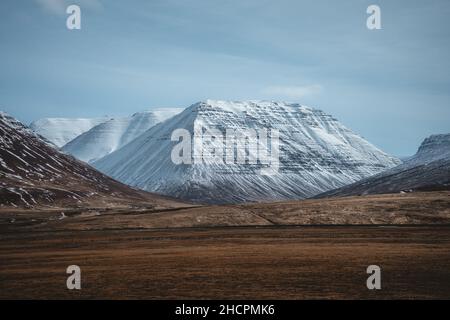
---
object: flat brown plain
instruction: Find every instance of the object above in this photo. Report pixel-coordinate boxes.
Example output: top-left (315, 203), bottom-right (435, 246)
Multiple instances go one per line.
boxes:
top-left (1, 226), bottom-right (450, 299)
top-left (1, 192), bottom-right (449, 299)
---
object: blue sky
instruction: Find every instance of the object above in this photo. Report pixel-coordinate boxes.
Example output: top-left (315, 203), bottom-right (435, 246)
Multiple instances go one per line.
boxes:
top-left (0, 0), bottom-right (449, 156)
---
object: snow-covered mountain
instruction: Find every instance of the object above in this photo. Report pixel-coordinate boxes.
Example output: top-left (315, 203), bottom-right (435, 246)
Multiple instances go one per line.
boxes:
top-left (62, 109), bottom-right (183, 163)
top-left (317, 133), bottom-right (450, 197)
top-left (0, 111), bottom-right (186, 208)
top-left (30, 117), bottom-right (109, 147)
top-left (407, 134), bottom-right (450, 167)
top-left (93, 100), bottom-right (400, 204)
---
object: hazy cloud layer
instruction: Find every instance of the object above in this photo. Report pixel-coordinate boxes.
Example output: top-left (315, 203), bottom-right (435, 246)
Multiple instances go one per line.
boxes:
top-left (35, 0), bottom-right (102, 14)
top-left (262, 85), bottom-right (323, 99)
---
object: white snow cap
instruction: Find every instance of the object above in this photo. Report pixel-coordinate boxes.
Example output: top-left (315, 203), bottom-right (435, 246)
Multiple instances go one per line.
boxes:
top-left (93, 99), bottom-right (401, 204)
top-left (61, 108), bottom-right (184, 163)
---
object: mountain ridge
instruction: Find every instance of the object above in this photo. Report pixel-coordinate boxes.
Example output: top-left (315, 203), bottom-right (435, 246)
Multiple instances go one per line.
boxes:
top-left (316, 133), bottom-right (450, 198)
top-left (94, 100), bottom-right (400, 204)
top-left (0, 111), bottom-right (188, 209)
top-left (61, 108), bottom-right (183, 163)
top-left (30, 117), bottom-right (109, 147)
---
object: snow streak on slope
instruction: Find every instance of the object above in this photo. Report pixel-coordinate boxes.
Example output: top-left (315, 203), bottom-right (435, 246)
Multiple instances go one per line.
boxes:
top-left (30, 117), bottom-right (109, 147)
top-left (0, 111), bottom-right (186, 208)
top-left (62, 109), bottom-right (183, 163)
top-left (94, 100), bottom-right (400, 204)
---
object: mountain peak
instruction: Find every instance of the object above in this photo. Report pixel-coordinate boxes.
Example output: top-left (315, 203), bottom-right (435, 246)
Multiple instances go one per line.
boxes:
top-left (1, 114), bottom-right (186, 208)
top-left (0, 111), bottom-right (18, 124)
top-left (1, 111), bottom-right (45, 140)
top-left (415, 133), bottom-right (450, 163)
top-left (419, 133), bottom-right (450, 150)
top-left (316, 132), bottom-right (450, 198)
top-left (30, 117), bottom-right (110, 147)
top-left (182, 100), bottom-right (320, 122)
top-left (61, 108), bottom-right (183, 163)
top-left (199, 99), bottom-right (314, 111)
top-left (94, 101), bottom-right (400, 204)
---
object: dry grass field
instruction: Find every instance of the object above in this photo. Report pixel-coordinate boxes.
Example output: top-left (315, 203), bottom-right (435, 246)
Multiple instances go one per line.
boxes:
top-left (1, 226), bottom-right (450, 299)
top-left (1, 192), bottom-right (449, 299)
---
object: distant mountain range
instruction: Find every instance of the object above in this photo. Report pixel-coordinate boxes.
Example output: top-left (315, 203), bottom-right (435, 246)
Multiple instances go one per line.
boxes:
top-left (93, 100), bottom-right (400, 204)
top-left (4, 100), bottom-right (449, 207)
top-left (317, 133), bottom-right (450, 198)
top-left (31, 109), bottom-right (183, 163)
top-left (0, 112), bottom-right (187, 209)
top-left (30, 117), bottom-right (109, 147)
top-left (62, 109), bottom-right (183, 163)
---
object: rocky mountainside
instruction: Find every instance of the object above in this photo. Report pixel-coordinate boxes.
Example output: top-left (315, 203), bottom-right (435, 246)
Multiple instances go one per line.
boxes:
top-left (317, 133), bottom-right (450, 198)
top-left (94, 100), bottom-right (400, 204)
top-left (0, 112), bottom-right (187, 209)
top-left (408, 134), bottom-right (450, 166)
top-left (62, 109), bottom-right (183, 163)
top-left (30, 117), bottom-right (109, 147)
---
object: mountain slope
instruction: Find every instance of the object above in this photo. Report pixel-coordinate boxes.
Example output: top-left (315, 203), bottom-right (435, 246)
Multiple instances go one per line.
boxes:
top-left (61, 109), bottom-right (183, 163)
top-left (0, 111), bottom-right (187, 209)
top-left (406, 134), bottom-right (450, 166)
top-left (317, 133), bottom-right (450, 198)
top-left (30, 117), bottom-right (109, 147)
top-left (94, 100), bottom-right (400, 204)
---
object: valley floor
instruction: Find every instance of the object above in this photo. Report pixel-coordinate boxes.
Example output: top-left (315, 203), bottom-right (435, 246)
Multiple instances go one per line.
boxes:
top-left (0, 191), bottom-right (449, 299)
top-left (1, 225), bottom-right (449, 299)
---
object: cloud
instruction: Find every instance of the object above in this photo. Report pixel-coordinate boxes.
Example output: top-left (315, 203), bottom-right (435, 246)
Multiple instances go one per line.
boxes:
top-left (262, 85), bottom-right (322, 99)
top-left (35, 0), bottom-right (103, 15)
top-left (35, 0), bottom-right (66, 15)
